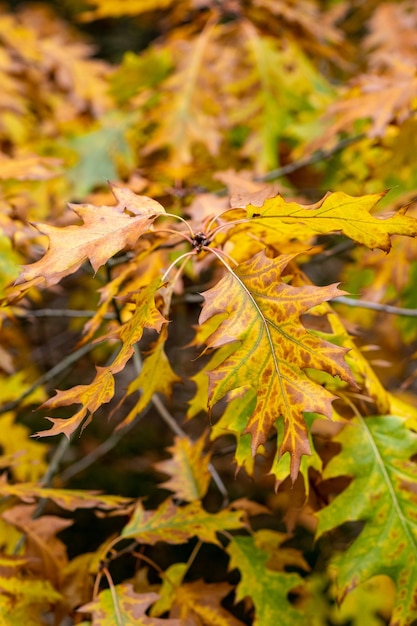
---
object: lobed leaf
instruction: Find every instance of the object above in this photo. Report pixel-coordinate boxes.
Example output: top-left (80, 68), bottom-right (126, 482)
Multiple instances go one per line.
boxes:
top-left (246, 191), bottom-right (417, 252)
top-left (199, 250), bottom-right (355, 481)
top-left (11, 185), bottom-right (165, 297)
top-left (121, 498), bottom-right (244, 546)
top-left (79, 585), bottom-right (180, 626)
top-left (227, 534), bottom-right (304, 625)
top-left (118, 326), bottom-right (181, 428)
top-left (317, 415), bottom-right (417, 626)
top-left (0, 482), bottom-right (131, 511)
top-left (154, 433), bottom-right (212, 502)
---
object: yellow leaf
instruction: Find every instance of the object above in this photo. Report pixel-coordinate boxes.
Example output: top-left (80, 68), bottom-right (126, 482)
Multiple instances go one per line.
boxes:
top-left (154, 434), bottom-right (211, 502)
top-left (172, 580), bottom-right (245, 626)
top-left (36, 366), bottom-right (115, 438)
top-left (246, 191), bottom-right (417, 252)
top-left (118, 326), bottom-right (181, 427)
top-left (0, 482), bottom-right (130, 511)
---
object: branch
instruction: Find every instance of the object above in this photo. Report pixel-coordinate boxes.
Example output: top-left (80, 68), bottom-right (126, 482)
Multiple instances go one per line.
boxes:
top-left (0, 342), bottom-right (96, 415)
top-left (13, 308), bottom-right (116, 319)
top-left (333, 296), bottom-right (417, 317)
top-left (254, 134), bottom-right (365, 183)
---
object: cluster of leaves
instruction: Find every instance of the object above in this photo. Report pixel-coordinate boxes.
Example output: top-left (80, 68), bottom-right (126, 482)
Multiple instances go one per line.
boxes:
top-left (2, 0), bottom-right (417, 624)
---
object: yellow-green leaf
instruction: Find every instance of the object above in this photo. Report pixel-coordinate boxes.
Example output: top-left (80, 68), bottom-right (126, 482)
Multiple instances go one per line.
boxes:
top-left (154, 434), bottom-right (211, 502)
top-left (199, 251), bottom-right (355, 481)
top-left (121, 498), bottom-right (243, 546)
top-left (227, 534), bottom-right (304, 625)
top-left (118, 326), bottom-right (181, 428)
top-left (246, 191), bottom-right (417, 252)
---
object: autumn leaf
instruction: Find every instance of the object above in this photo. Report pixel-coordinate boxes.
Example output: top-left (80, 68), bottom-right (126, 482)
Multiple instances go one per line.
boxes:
top-left (154, 433), bottom-right (212, 502)
top-left (79, 586), bottom-right (181, 626)
top-left (317, 415), bottom-right (417, 626)
top-left (227, 534), bottom-right (304, 625)
top-left (245, 191), bottom-right (417, 252)
top-left (118, 326), bottom-right (181, 428)
top-left (12, 184), bottom-right (165, 295)
top-left (169, 580), bottom-right (245, 626)
top-left (121, 498), bottom-right (244, 546)
top-left (80, 0), bottom-right (175, 21)
top-left (35, 366), bottom-right (115, 439)
top-left (0, 481), bottom-right (130, 511)
top-left (0, 575), bottom-right (62, 626)
top-left (199, 250), bottom-right (355, 481)
top-left (35, 279), bottom-right (166, 438)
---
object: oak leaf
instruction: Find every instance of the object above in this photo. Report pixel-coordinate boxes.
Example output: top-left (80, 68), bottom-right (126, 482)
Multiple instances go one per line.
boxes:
top-left (170, 580), bottom-right (245, 626)
top-left (121, 497), bottom-right (243, 546)
top-left (154, 433), bottom-right (211, 502)
top-left (245, 191), bottom-right (417, 252)
top-left (317, 415), bottom-right (417, 626)
top-left (118, 326), bottom-right (181, 428)
top-left (79, 586), bottom-right (180, 626)
top-left (12, 185), bottom-right (165, 295)
top-left (199, 251), bottom-right (355, 481)
top-left (35, 279), bottom-right (166, 438)
top-left (0, 481), bottom-right (130, 511)
top-left (227, 534), bottom-right (304, 625)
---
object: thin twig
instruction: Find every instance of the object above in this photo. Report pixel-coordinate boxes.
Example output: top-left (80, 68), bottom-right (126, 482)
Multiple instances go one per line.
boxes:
top-left (13, 309), bottom-right (116, 319)
top-left (333, 296), bottom-right (417, 317)
top-left (254, 134), bottom-right (366, 183)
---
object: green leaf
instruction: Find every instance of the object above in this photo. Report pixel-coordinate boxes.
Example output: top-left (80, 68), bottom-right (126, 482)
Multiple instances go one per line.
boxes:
top-left (121, 498), bottom-right (244, 546)
top-left (317, 415), bottom-right (417, 626)
top-left (227, 534), bottom-right (304, 625)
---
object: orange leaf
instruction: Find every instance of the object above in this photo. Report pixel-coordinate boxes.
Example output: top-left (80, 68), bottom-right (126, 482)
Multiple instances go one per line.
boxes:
top-left (13, 184), bottom-right (165, 294)
top-left (199, 251), bottom-right (355, 481)
top-left (35, 366), bottom-right (115, 438)
top-left (171, 580), bottom-right (245, 626)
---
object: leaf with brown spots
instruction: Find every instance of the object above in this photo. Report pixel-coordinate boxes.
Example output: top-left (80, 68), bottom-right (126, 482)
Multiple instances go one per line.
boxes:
top-left (317, 415), bottom-right (417, 626)
top-left (199, 251), bottom-right (355, 481)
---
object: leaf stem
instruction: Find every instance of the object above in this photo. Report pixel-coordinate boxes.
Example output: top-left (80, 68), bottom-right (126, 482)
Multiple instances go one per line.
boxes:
top-left (161, 250), bottom-right (196, 282)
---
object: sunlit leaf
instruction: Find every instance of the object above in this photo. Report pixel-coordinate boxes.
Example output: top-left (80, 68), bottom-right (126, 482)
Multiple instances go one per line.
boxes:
top-left (246, 191), bottom-right (417, 252)
top-left (10, 185), bottom-right (165, 297)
